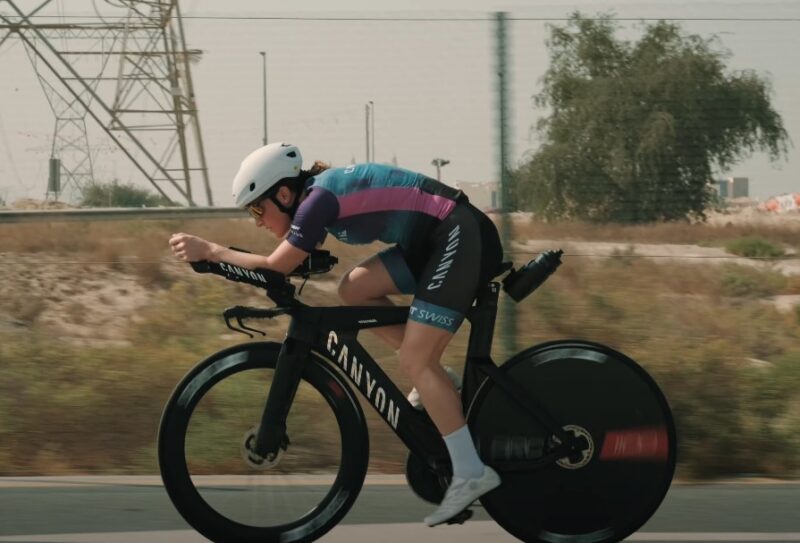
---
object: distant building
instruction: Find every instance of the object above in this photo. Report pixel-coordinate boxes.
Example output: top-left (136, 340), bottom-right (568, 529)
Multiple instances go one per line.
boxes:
top-left (453, 180), bottom-right (500, 212)
top-left (731, 177), bottom-right (749, 198)
top-left (714, 176), bottom-right (749, 199)
top-left (716, 179), bottom-right (729, 199)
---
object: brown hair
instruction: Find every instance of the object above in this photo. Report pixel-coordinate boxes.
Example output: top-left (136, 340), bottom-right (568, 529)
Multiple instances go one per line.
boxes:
top-left (303, 160), bottom-right (331, 178)
top-left (285, 160), bottom-right (330, 195)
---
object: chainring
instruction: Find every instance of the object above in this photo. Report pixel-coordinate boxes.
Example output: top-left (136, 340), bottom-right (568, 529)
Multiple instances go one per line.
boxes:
top-left (405, 452), bottom-right (451, 504)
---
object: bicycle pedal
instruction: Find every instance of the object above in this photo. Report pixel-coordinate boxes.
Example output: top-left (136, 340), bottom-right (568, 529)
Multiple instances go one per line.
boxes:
top-left (445, 508), bottom-right (473, 525)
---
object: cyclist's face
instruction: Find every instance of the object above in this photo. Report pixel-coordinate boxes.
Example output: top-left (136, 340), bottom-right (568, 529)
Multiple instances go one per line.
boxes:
top-left (252, 187), bottom-right (292, 238)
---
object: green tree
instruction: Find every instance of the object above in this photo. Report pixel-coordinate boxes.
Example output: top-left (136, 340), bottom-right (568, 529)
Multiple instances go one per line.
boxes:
top-left (513, 13), bottom-right (789, 222)
top-left (80, 180), bottom-right (174, 208)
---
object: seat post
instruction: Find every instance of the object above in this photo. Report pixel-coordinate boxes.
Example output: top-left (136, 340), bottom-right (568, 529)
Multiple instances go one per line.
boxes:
top-left (461, 282), bottom-right (501, 408)
top-left (465, 282), bottom-right (501, 360)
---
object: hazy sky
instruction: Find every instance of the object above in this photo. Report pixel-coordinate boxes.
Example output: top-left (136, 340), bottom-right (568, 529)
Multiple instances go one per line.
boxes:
top-left (0, 0), bottom-right (798, 205)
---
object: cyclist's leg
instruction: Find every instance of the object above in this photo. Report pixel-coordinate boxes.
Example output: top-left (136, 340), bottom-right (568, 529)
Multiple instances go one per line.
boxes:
top-left (401, 202), bottom-right (502, 434)
top-left (339, 249), bottom-right (463, 408)
top-left (337, 251), bottom-right (407, 349)
top-left (398, 321), bottom-right (463, 433)
top-left (398, 202), bottom-right (503, 526)
top-left (398, 205), bottom-right (482, 438)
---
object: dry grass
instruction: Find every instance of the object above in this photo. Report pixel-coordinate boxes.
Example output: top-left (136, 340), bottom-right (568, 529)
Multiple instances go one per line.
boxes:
top-left (510, 216), bottom-right (800, 248)
top-left (4, 216), bottom-right (798, 289)
top-left (2, 216), bottom-right (800, 477)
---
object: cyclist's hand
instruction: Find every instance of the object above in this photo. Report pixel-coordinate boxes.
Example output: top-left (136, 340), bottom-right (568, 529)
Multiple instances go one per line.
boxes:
top-left (169, 233), bottom-right (219, 262)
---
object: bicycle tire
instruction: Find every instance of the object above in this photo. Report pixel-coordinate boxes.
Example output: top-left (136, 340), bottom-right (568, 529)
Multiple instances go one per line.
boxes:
top-left (158, 342), bottom-right (369, 543)
top-left (468, 340), bottom-right (676, 543)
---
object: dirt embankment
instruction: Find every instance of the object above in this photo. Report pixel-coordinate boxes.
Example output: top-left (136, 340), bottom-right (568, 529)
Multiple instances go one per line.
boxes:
top-left (0, 252), bottom-right (155, 345)
top-left (3, 237), bottom-right (799, 346)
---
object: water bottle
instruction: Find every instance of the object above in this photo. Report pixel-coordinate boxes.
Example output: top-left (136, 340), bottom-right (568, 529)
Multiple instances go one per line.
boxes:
top-left (502, 249), bottom-right (563, 302)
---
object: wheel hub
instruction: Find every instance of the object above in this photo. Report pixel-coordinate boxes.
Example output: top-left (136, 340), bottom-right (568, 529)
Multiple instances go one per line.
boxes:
top-left (553, 425), bottom-right (594, 470)
top-left (241, 426), bottom-right (285, 470)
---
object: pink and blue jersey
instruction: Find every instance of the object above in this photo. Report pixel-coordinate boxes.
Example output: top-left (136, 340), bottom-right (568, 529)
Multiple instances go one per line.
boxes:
top-left (286, 163), bottom-right (462, 252)
top-left (284, 162), bottom-right (503, 334)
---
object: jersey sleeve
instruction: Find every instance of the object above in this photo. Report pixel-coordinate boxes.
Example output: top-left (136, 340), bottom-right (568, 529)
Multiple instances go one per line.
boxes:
top-left (286, 187), bottom-right (340, 252)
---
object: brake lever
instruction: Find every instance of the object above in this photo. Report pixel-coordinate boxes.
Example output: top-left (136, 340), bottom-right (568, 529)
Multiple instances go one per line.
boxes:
top-left (223, 305), bottom-right (286, 337)
top-left (237, 317), bottom-right (267, 337)
top-left (222, 315), bottom-right (267, 338)
top-left (224, 313), bottom-right (253, 338)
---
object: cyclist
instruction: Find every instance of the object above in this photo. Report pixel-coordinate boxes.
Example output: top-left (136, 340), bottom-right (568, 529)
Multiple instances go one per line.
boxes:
top-left (169, 142), bottom-right (503, 526)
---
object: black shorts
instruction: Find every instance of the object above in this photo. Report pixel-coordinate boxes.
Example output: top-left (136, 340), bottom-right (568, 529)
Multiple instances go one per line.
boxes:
top-left (378, 202), bottom-right (503, 333)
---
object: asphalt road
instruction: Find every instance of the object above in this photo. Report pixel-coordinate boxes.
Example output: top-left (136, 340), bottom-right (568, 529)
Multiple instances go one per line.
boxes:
top-left (1, 477), bottom-right (799, 542)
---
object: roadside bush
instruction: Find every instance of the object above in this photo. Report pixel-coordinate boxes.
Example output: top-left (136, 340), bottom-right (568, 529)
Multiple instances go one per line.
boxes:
top-left (80, 180), bottom-right (173, 208)
top-left (726, 236), bottom-right (785, 259)
top-left (718, 265), bottom-right (786, 298)
top-left (737, 352), bottom-right (800, 475)
top-left (0, 291), bottom-right (47, 325)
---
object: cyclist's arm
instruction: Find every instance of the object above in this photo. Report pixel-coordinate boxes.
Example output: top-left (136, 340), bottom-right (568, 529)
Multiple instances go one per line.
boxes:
top-left (210, 240), bottom-right (309, 275)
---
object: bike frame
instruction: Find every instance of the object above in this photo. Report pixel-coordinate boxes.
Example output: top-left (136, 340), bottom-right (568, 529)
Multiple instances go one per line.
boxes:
top-left (251, 281), bottom-right (580, 469)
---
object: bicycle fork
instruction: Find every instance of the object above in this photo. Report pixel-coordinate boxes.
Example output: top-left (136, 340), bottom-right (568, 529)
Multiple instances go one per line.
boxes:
top-left (250, 335), bottom-right (311, 463)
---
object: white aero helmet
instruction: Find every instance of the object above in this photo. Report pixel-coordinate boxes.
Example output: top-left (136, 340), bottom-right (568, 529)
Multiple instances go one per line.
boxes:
top-left (232, 142), bottom-right (303, 208)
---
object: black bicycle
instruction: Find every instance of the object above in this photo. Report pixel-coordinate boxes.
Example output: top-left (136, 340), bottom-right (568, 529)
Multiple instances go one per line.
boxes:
top-left (158, 249), bottom-right (676, 543)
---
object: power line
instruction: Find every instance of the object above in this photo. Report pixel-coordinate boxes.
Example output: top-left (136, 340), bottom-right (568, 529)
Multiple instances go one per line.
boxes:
top-left (1, 14), bottom-right (799, 22)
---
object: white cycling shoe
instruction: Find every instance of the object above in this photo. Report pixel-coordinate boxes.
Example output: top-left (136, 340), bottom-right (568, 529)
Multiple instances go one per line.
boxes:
top-left (407, 366), bottom-right (462, 410)
top-left (424, 466), bottom-right (502, 527)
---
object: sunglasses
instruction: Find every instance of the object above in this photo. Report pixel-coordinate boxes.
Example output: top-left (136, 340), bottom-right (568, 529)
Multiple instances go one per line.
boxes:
top-left (246, 202), bottom-right (264, 219)
top-left (246, 192), bottom-right (273, 219)
top-left (246, 186), bottom-right (284, 219)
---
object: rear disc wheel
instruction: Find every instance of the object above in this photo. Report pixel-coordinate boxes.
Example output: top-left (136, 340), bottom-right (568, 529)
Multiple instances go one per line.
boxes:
top-left (468, 340), bottom-right (676, 543)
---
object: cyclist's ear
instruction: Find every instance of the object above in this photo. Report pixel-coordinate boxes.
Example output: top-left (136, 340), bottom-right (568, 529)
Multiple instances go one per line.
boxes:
top-left (276, 185), bottom-right (295, 206)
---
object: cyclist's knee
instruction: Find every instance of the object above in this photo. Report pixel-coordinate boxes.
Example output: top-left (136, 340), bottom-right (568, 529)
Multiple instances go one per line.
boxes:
top-left (337, 272), bottom-right (359, 304)
top-left (398, 350), bottom-right (435, 379)
top-left (397, 328), bottom-right (450, 377)
top-left (337, 267), bottom-right (375, 304)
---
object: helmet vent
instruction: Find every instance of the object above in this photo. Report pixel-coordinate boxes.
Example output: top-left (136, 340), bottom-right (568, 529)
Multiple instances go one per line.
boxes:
top-left (249, 182), bottom-right (256, 191)
top-left (286, 151), bottom-right (297, 158)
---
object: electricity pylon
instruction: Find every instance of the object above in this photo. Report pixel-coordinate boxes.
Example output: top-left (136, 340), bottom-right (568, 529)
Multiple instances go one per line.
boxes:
top-left (0, 0), bottom-right (213, 206)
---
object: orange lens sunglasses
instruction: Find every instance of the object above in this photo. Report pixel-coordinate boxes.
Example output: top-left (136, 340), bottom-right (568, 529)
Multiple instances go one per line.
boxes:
top-left (247, 203), bottom-right (264, 219)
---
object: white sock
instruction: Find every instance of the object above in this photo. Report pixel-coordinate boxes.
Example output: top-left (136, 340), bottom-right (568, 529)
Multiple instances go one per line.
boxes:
top-left (443, 425), bottom-right (485, 480)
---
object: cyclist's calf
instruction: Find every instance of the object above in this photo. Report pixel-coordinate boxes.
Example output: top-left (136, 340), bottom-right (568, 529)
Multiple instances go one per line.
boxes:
top-left (397, 322), bottom-right (464, 429)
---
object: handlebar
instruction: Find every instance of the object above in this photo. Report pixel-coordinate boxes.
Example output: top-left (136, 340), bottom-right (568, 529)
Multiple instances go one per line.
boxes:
top-left (288, 249), bottom-right (339, 278)
top-left (189, 249), bottom-right (338, 307)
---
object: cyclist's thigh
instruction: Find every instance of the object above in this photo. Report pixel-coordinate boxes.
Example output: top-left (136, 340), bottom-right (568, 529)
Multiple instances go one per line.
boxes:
top-left (338, 250), bottom-right (403, 301)
top-left (409, 204), bottom-right (490, 334)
